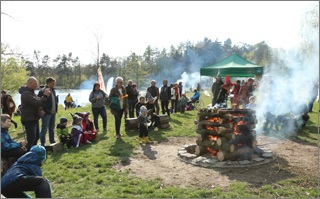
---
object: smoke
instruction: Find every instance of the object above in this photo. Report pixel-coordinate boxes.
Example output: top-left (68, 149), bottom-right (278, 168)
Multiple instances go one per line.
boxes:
top-left (79, 75), bottom-right (114, 95)
top-left (176, 71), bottom-right (212, 92)
top-left (255, 6), bottom-right (319, 137)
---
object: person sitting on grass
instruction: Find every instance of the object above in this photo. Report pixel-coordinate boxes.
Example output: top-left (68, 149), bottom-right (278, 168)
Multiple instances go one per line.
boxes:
top-left (56, 117), bottom-right (73, 149)
top-left (1, 145), bottom-right (52, 198)
top-left (138, 106), bottom-right (151, 144)
top-left (179, 94), bottom-right (188, 113)
top-left (135, 96), bottom-right (147, 117)
top-left (76, 112), bottom-right (97, 142)
top-left (1, 114), bottom-right (28, 159)
top-left (70, 114), bottom-right (92, 148)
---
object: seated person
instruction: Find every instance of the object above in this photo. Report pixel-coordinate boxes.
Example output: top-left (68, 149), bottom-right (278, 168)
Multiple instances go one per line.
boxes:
top-left (56, 117), bottom-right (73, 149)
top-left (187, 89), bottom-right (200, 106)
top-left (179, 94), bottom-right (188, 113)
top-left (76, 112), bottom-right (97, 142)
top-left (1, 114), bottom-right (27, 159)
top-left (70, 114), bottom-right (91, 148)
top-left (135, 96), bottom-right (147, 117)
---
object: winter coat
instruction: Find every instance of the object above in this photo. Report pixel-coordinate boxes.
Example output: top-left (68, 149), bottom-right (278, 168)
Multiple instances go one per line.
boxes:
top-left (1, 152), bottom-right (43, 190)
top-left (146, 86), bottom-right (159, 100)
top-left (160, 85), bottom-right (171, 101)
top-left (170, 87), bottom-right (180, 100)
top-left (1, 94), bottom-right (16, 115)
top-left (109, 86), bottom-right (128, 111)
top-left (56, 123), bottom-right (70, 137)
top-left (38, 86), bottom-right (58, 114)
top-left (179, 97), bottom-right (188, 107)
top-left (191, 91), bottom-right (200, 101)
top-left (1, 128), bottom-right (22, 151)
top-left (18, 86), bottom-right (48, 122)
top-left (89, 90), bottom-right (108, 108)
top-left (211, 81), bottom-right (224, 100)
top-left (125, 85), bottom-right (134, 100)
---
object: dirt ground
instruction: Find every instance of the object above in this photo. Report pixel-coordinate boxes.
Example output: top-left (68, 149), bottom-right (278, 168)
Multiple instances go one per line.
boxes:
top-left (113, 135), bottom-right (318, 189)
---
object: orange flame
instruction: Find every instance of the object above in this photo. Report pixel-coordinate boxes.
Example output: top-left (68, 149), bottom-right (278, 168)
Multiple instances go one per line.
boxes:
top-left (208, 135), bottom-right (219, 141)
top-left (206, 126), bottom-right (218, 131)
top-left (207, 147), bottom-right (219, 156)
top-left (208, 117), bottom-right (220, 123)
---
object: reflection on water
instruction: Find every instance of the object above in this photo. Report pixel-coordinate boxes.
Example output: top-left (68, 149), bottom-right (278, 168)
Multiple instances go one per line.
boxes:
top-left (14, 89), bottom-right (93, 107)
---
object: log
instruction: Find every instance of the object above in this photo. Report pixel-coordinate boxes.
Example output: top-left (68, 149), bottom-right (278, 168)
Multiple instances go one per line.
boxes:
top-left (212, 143), bottom-right (235, 153)
top-left (217, 109), bottom-right (255, 115)
top-left (217, 146), bottom-right (254, 161)
top-left (236, 124), bottom-right (251, 134)
top-left (224, 132), bottom-right (236, 140)
top-left (197, 112), bottom-right (223, 117)
top-left (159, 123), bottom-right (170, 129)
top-left (216, 137), bottom-right (228, 146)
top-left (50, 142), bottom-right (63, 153)
top-left (125, 118), bottom-right (138, 125)
top-left (223, 114), bottom-right (234, 121)
top-left (196, 129), bottom-right (219, 136)
top-left (195, 146), bottom-right (207, 156)
top-left (196, 140), bottom-right (215, 147)
top-left (158, 114), bottom-right (170, 121)
top-left (217, 126), bottom-right (233, 134)
top-left (194, 120), bottom-right (221, 126)
top-left (251, 140), bottom-right (257, 149)
top-left (223, 122), bottom-right (234, 129)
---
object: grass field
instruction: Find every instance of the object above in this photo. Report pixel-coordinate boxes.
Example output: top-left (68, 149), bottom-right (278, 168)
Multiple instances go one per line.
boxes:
top-left (7, 92), bottom-right (319, 198)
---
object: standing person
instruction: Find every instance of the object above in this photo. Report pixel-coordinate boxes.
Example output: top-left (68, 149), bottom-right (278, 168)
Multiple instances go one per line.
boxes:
top-left (146, 80), bottom-right (160, 114)
top-left (211, 75), bottom-right (224, 107)
top-left (125, 80), bottom-right (135, 118)
top-left (38, 77), bottom-right (58, 147)
top-left (19, 77), bottom-right (51, 151)
top-left (232, 80), bottom-right (241, 109)
top-left (137, 106), bottom-right (151, 143)
top-left (170, 83), bottom-right (180, 113)
top-left (135, 96), bottom-right (147, 117)
top-left (178, 82), bottom-right (183, 98)
top-left (197, 83), bottom-right (201, 92)
top-left (64, 93), bottom-right (74, 110)
top-left (239, 78), bottom-right (254, 108)
top-left (1, 114), bottom-right (27, 159)
top-left (109, 77), bottom-right (128, 139)
top-left (1, 90), bottom-right (18, 128)
top-left (1, 145), bottom-right (52, 198)
top-left (132, 83), bottom-right (139, 116)
top-left (160, 79), bottom-right (171, 117)
top-left (89, 83), bottom-right (108, 132)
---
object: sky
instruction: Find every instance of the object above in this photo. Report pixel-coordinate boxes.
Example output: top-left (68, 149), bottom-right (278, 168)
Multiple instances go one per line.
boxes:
top-left (1, 1), bottom-right (317, 65)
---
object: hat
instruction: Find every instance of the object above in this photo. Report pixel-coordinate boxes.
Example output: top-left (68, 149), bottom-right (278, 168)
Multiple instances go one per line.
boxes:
top-left (75, 112), bottom-right (90, 118)
top-left (60, 117), bottom-right (68, 124)
top-left (248, 78), bottom-right (254, 82)
top-left (70, 113), bottom-right (83, 123)
top-left (140, 106), bottom-right (147, 113)
top-left (223, 74), bottom-right (233, 86)
top-left (30, 145), bottom-right (46, 163)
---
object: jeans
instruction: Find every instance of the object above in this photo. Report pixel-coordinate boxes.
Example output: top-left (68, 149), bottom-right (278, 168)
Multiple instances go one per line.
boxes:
top-left (92, 106), bottom-right (107, 130)
top-left (161, 100), bottom-right (170, 117)
top-left (128, 99), bottom-right (136, 118)
top-left (113, 109), bottom-right (124, 135)
top-left (171, 100), bottom-right (178, 113)
top-left (22, 121), bottom-right (40, 151)
top-left (40, 113), bottom-right (56, 146)
top-left (2, 176), bottom-right (52, 198)
top-left (2, 148), bottom-right (26, 159)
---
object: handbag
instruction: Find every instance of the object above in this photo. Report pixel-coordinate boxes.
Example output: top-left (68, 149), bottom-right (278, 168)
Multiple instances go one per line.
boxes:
top-left (109, 96), bottom-right (120, 110)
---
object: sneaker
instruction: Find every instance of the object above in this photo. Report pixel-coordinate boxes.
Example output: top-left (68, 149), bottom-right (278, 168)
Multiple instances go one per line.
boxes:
top-left (103, 128), bottom-right (107, 131)
top-left (116, 134), bottom-right (121, 139)
top-left (86, 140), bottom-right (92, 144)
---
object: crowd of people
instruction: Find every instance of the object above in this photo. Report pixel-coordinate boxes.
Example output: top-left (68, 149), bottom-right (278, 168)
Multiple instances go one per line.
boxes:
top-left (1, 75), bottom-right (318, 197)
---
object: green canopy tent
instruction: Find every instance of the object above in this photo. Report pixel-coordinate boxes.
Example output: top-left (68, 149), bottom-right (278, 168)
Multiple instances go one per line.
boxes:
top-left (200, 53), bottom-right (263, 77)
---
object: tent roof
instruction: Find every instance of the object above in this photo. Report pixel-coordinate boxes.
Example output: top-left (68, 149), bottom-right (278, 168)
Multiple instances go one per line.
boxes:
top-left (200, 53), bottom-right (263, 77)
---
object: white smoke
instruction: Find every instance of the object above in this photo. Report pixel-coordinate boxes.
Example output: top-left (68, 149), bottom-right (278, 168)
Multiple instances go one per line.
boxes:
top-left (176, 71), bottom-right (212, 93)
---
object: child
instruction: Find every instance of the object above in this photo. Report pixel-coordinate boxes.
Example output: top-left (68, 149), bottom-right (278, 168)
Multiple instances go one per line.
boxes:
top-left (1, 114), bottom-right (27, 159)
top-left (137, 106), bottom-right (151, 143)
top-left (135, 96), bottom-right (147, 117)
top-left (246, 96), bottom-right (256, 110)
top-left (76, 112), bottom-right (97, 142)
top-left (70, 114), bottom-right (91, 148)
top-left (56, 117), bottom-right (73, 149)
top-left (179, 94), bottom-right (188, 113)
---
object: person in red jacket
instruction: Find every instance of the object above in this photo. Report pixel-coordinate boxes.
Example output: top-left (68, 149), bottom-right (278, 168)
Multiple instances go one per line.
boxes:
top-left (232, 80), bottom-right (241, 109)
top-left (76, 112), bottom-right (97, 142)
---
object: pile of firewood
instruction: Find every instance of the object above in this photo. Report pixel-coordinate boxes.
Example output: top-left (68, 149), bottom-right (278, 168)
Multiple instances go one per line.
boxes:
top-left (194, 108), bottom-right (259, 161)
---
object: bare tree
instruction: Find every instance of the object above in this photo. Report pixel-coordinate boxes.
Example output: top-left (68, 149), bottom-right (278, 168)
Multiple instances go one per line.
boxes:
top-left (89, 28), bottom-right (103, 79)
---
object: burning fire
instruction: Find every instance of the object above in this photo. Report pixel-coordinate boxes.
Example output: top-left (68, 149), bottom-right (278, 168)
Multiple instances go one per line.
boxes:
top-left (233, 120), bottom-right (248, 135)
top-left (208, 117), bottom-right (220, 122)
top-left (206, 126), bottom-right (218, 131)
top-left (207, 147), bottom-right (219, 156)
top-left (208, 135), bottom-right (218, 141)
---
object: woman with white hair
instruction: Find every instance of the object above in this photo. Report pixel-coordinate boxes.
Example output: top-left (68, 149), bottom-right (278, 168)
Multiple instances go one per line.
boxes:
top-left (109, 77), bottom-right (128, 139)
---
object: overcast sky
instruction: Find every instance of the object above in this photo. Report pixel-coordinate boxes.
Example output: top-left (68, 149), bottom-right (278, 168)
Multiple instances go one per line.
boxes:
top-left (1, 1), bottom-right (317, 64)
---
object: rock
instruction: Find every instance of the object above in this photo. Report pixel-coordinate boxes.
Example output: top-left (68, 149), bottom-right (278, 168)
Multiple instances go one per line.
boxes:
top-left (239, 160), bottom-right (251, 165)
top-left (262, 152), bottom-right (273, 158)
top-left (253, 158), bottom-right (265, 162)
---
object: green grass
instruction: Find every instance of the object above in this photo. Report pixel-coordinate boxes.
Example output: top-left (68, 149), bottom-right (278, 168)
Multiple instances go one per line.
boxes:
top-left (7, 92), bottom-right (319, 198)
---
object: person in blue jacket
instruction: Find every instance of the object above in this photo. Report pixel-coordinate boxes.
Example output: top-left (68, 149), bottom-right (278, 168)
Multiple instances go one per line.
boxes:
top-left (187, 89), bottom-right (200, 105)
top-left (1, 114), bottom-right (27, 159)
top-left (1, 145), bottom-right (52, 198)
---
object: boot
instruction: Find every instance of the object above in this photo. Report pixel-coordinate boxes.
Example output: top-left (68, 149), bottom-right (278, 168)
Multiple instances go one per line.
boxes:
top-left (138, 137), bottom-right (142, 144)
top-left (144, 136), bottom-right (150, 144)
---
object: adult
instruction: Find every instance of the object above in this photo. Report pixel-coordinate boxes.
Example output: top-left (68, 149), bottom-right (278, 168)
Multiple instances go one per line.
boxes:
top-left (211, 75), bottom-right (224, 107)
top-left (146, 80), bottom-right (160, 114)
top-left (232, 80), bottom-right (241, 109)
top-left (1, 145), bottom-right (52, 198)
top-left (170, 82), bottom-right (180, 113)
top-left (65, 93), bottom-right (74, 110)
top-left (187, 89), bottom-right (200, 105)
top-left (38, 77), bottom-right (58, 146)
top-left (197, 83), bottom-right (201, 92)
top-left (239, 78), bottom-right (254, 108)
top-left (1, 90), bottom-right (18, 128)
top-left (109, 77), bottom-right (128, 139)
top-left (178, 82), bottom-right (183, 98)
top-left (216, 77), bottom-right (233, 106)
top-left (19, 77), bottom-right (50, 151)
top-left (1, 114), bottom-right (27, 159)
top-left (89, 83), bottom-right (108, 132)
top-left (160, 79), bottom-right (171, 117)
top-left (132, 83), bottom-right (139, 115)
top-left (125, 80), bottom-right (135, 118)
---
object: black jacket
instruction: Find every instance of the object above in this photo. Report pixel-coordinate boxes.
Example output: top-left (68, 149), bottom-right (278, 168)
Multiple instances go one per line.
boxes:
top-left (160, 85), bottom-right (171, 101)
top-left (38, 86), bottom-right (58, 114)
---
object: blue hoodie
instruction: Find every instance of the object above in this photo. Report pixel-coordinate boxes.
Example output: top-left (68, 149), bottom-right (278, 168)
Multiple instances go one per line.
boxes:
top-left (1, 151), bottom-right (42, 190)
top-left (1, 128), bottom-right (22, 151)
